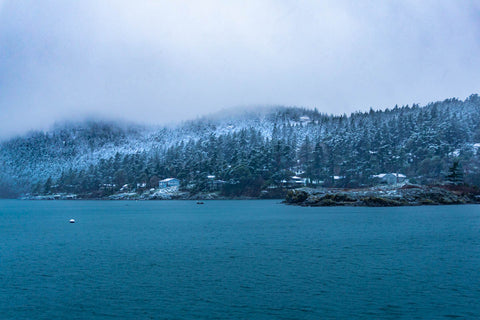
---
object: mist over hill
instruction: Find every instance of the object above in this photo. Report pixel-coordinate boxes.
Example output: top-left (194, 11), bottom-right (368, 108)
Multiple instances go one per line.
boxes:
top-left (1, 95), bottom-right (480, 198)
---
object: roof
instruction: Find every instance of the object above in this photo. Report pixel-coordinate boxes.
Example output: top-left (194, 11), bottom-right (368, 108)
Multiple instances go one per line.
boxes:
top-left (372, 173), bottom-right (406, 178)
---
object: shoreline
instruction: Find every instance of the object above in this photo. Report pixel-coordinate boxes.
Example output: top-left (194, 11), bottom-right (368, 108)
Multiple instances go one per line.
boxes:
top-left (12, 184), bottom-right (480, 207)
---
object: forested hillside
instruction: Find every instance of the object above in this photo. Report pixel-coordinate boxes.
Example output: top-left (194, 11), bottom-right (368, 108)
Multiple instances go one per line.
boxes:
top-left (1, 95), bottom-right (480, 198)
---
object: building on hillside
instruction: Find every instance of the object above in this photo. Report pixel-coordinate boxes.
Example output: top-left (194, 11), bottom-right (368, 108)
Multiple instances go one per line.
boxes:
top-left (206, 175), bottom-right (225, 191)
top-left (372, 173), bottom-right (406, 185)
top-left (281, 176), bottom-right (307, 188)
top-left (159, 178), bottom-right (180, 188)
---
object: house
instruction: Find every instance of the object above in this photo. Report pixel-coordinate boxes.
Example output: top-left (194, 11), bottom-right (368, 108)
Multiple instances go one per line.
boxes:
top-left (282, 176), bottom-right (307, 188)
top-left (206, 175), bottom-right (225, 190)
top-left (208, 179), bottom-right (226, 191)
top-left (159, 178), bottom-right (180, 188)
top-left (372, 173), bottom-right (406, 185)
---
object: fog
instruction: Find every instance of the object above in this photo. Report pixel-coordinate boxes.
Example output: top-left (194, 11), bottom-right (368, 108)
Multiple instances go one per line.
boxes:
top-left (0, 0), bottom-right (479, 138)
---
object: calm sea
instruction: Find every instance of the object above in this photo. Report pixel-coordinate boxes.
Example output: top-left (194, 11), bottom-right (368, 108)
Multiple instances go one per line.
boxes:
top-left (1, 200), bottom-right (479, 319)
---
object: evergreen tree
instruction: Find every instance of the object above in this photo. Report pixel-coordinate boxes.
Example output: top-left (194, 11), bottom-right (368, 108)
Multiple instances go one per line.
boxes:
top-left (446, 160), bottom-right (464, 184)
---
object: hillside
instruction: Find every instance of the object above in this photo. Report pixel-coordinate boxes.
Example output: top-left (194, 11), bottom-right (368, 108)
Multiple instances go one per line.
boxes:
top-left (1, 95), bottom-right (480, 198)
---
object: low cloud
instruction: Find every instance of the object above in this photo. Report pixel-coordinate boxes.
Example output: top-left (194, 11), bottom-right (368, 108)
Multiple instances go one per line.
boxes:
top-left (0, 0), bottom-right (479, 138)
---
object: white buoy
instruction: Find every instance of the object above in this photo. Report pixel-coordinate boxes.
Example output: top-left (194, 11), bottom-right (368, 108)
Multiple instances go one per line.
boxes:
top-left (69, 219), bottom-right (75, 223)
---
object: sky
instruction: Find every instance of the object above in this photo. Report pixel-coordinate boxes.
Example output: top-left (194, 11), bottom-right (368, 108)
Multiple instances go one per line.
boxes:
top-left (0, 0), bottom-right (479, 138)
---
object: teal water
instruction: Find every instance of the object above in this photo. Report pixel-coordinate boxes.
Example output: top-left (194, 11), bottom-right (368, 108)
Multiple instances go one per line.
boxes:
top-left (1, 200), bottom-right (479, 319)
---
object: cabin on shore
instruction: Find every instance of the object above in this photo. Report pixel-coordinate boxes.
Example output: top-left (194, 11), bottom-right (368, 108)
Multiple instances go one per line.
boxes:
top-left (206, 175), bottom-right (225, 191)
top-left (281, 176), bottom-right (307, 188)
top-left (159, 178), bottom-right (180, 189)
top-left (209, 179), bottom-right (226, 191)
top-left (372, 173), bottom-right (406, 185)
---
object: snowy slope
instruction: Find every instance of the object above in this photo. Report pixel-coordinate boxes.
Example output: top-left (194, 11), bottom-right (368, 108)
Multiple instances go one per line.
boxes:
top-left (1, 95), bottom-right (480, 196)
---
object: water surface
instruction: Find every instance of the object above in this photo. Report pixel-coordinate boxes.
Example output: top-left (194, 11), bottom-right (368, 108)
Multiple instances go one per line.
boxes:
top-left (1, 200), bottom-right (479, 319)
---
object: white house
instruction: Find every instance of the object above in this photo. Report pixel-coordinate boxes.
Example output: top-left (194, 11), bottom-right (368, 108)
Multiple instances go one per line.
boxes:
top-left (281, 176), bottom-right (307, 188)
top-left (159, 178), bottom-right (180, 188)
top-left (372, 173), bottom-right (406, 185)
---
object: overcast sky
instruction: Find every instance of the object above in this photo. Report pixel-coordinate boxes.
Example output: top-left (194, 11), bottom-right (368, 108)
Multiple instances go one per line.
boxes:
top-left (0, 0), bottom-right (479, 138)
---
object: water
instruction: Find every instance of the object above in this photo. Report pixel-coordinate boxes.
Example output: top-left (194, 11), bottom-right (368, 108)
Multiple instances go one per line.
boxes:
top-left (1, 200), bottom-right (480, 319)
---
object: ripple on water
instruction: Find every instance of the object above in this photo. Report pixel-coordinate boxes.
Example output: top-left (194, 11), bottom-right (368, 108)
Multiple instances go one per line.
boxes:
top-left (1, 201), bottom-right (480, 319)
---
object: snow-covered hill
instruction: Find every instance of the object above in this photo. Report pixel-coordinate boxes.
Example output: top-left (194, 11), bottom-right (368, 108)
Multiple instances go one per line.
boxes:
top-left (1, 96), bottom-right (480, 197)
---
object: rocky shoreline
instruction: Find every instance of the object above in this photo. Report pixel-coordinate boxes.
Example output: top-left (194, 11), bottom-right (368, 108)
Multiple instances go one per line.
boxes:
top-left (18, 184), bottom-right (480, 206)
top-left (285, 185), bottom-right (480, 207)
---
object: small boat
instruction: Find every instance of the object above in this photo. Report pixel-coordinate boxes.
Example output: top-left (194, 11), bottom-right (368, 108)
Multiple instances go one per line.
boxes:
top-left (69, 219), bottom-right (75, 223)
top-left (196, 201), bottom-right (204, 205)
